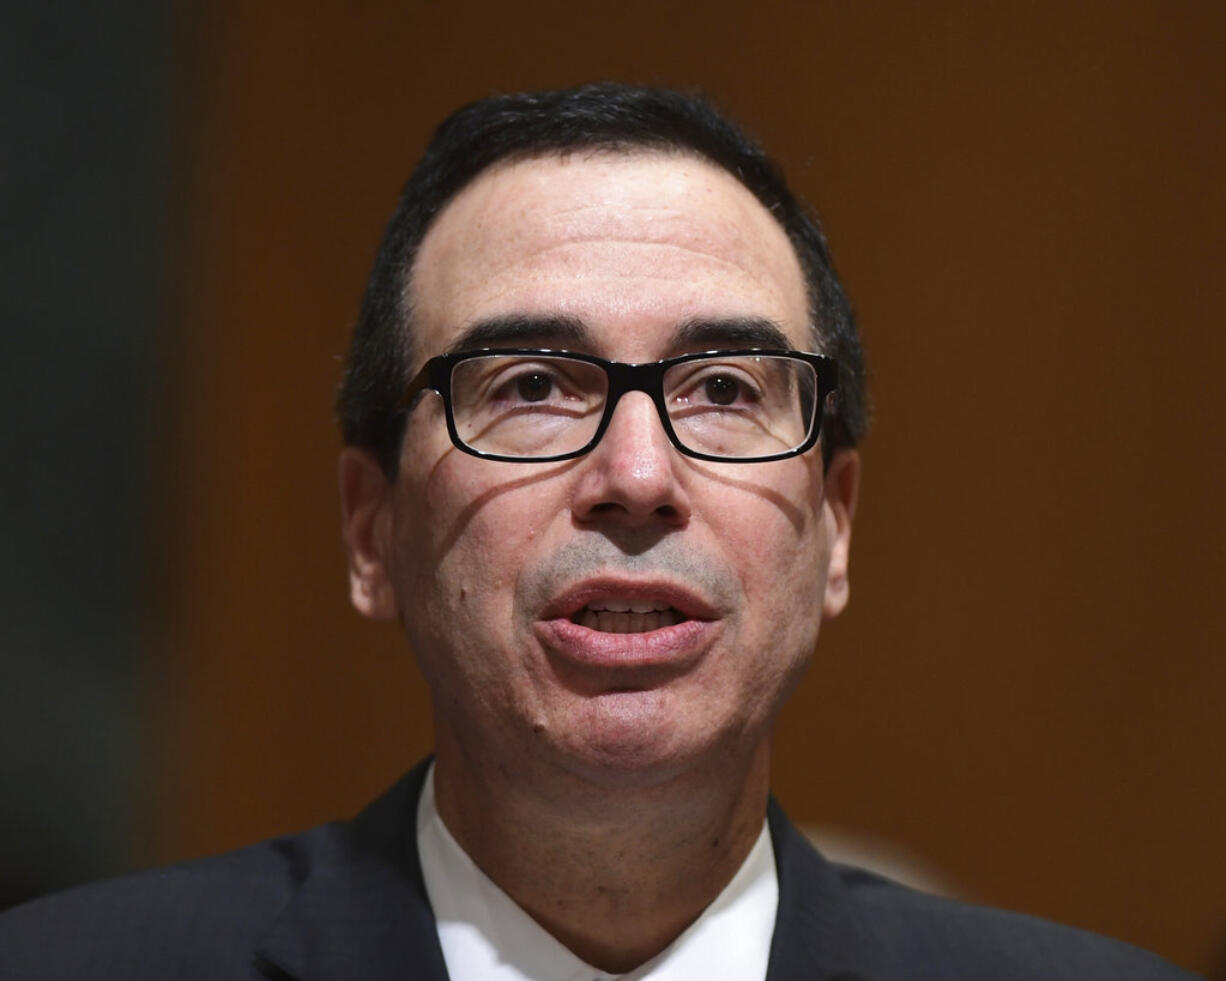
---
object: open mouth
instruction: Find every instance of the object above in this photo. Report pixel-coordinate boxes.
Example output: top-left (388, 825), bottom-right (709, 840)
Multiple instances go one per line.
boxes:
top-left (537, 582), bottom-right (718, 670)
top-left (570, 599), bottom-right (686, 633)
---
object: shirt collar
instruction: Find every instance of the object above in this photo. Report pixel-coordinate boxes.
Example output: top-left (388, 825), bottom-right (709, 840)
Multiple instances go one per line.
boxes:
top-left (417, 762), bottom-right (778, 981)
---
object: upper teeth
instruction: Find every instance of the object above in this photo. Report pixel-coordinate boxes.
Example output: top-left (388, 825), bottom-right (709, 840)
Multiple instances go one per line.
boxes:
top-left (587, 599), bottom-right (671, 614)
top-left (575, 607), bottom-right (682, 633)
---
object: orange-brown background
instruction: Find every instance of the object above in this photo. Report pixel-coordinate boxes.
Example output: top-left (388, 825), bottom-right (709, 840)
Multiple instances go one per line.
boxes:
top-left (145, 2), bottom-right (1224, 974)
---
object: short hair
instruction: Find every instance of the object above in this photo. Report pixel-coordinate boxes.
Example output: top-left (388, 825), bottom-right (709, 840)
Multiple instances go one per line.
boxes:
top-left (338, 82), bottom-right (867, 473)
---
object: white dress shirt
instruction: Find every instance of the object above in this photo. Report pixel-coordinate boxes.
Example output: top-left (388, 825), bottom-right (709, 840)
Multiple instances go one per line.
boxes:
top-left (417, 763), bottom-right (778, 981)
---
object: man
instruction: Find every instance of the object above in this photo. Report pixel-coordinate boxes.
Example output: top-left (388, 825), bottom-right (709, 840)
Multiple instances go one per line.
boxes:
top-left (0, 84), bottom-right (1198, 979)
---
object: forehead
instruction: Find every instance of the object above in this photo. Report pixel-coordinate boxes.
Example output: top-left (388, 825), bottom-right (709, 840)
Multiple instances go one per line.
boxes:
top-left (409, 151), bottom-right (811, 362)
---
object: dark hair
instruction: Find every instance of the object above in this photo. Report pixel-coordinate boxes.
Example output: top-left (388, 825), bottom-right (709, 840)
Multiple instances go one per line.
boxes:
top-left (338, 82), bottom-right (867, 473)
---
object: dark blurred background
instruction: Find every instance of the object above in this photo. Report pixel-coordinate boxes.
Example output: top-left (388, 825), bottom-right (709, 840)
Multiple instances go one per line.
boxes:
top-left (3, 1), bottom-right (1223, 975)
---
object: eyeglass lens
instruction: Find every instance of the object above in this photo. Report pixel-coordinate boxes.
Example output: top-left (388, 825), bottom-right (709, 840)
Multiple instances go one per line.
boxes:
top-left (448, 354), bottom-right (817, 460)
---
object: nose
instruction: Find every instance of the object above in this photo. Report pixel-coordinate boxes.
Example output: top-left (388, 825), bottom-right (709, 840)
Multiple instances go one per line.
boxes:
top-left (570, 391), bottom-right (691, 529)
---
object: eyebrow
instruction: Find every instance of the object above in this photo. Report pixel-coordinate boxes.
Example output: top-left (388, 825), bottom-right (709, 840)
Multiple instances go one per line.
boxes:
top-left (446, 315), bottom-right (591, 354)
top-left (443, 313), bottom-right (796, 358)
top-left (674, 317), bottom-right (794, 352)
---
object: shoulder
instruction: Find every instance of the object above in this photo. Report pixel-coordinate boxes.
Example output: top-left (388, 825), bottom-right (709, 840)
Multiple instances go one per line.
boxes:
top-left (0, 765), bottom-right (433, 981)
top-left (767, 802), bottom-right (1200, 979)
top-left (837, 865), bottom-right (1200, 980)
top-left (0, 824), bottom-right (334, 981)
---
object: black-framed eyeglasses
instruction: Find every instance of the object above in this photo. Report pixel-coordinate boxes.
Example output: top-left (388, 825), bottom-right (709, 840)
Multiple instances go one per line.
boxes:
top-left (398, 348), bottom-right (838, 464)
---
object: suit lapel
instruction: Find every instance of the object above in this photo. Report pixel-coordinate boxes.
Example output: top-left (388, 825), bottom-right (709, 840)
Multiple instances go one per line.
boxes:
top-left (255, 761), bottom-right (449, 981)
top-left (255, 770), bottom-right (873, 981)
top-left (765, 799), bottom-right (876, 981)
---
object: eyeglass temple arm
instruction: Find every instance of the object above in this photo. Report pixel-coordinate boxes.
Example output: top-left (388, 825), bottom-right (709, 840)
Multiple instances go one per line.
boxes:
top-left (397, 358), bottom-right (443, 413)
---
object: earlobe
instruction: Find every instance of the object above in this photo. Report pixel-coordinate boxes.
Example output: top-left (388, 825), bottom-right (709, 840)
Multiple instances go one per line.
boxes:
top-left (821, 448), bottom-right (860, 619)
top-left (338, 447), bottom-right (399, 620)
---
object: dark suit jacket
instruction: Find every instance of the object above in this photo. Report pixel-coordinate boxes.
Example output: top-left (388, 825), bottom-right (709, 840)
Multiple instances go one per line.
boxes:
top-left (0, 760), bottom-right (1199, 979)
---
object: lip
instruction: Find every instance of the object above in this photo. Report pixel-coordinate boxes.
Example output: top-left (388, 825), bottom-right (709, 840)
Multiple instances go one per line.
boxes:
top-left (534, 576), bottom-right (723, 671)
top-left (534, 617), bottom-right (720, 672)
top-left (538, 576), bottom-right (721, 622)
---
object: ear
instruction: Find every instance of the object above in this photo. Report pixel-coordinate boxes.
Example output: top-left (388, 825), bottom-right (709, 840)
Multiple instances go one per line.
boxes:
top-left (338, 446), bottom-right (399, 620)
top-left (821, 448), bottom-right (861, 619)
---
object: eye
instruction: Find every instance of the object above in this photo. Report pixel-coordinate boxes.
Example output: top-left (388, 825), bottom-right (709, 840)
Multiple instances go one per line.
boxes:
top-left (486, 364), bottom-right (569, 405)
top-left (515, 371), bottom-right (554, 403)
top-left (682, 366), bottom-right (764, 408)
top-left (483, 360), bottom-right (592, 410)
top-left (703, 374), bottom-right (742, 406)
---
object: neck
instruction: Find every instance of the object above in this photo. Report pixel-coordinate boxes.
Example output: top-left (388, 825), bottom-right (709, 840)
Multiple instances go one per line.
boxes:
top-left (431, 738), bottom-right (772, 973)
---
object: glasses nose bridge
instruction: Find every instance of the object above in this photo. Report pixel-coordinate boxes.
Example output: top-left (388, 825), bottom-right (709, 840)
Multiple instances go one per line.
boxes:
top-left (601, 359), bottom-right (671, 432)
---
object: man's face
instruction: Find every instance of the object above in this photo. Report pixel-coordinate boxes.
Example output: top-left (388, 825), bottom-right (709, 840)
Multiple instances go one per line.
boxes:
top-left (341, 152), bottom-right (857, 790)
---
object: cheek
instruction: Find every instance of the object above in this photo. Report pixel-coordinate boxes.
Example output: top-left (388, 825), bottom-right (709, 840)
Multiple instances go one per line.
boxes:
top-left (708, 473), bottom-right (826, 598)
top-left (395, 452), bottom-right (555, 657)
top-left (392, 498), bottom-right (524, 720)
top-left (746, 530), bottom-right (826, 651)
top-left (703, 472), bottom-right (828, 664)
top-left (427, 475), bottom-right (547, 591)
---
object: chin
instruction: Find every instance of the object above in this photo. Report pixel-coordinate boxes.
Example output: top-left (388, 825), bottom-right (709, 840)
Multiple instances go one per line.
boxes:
top-left (545, 689), bottom-right (736, 790)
